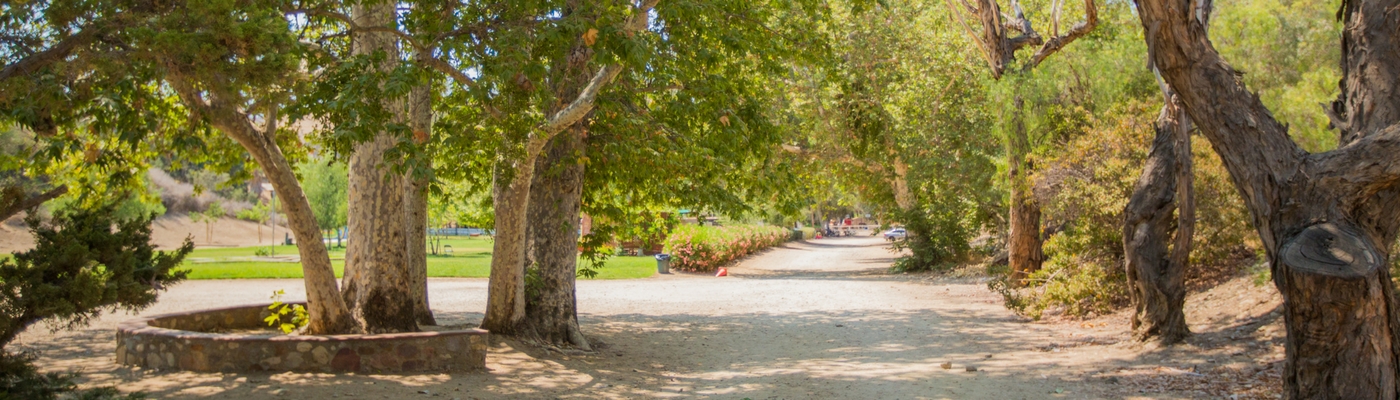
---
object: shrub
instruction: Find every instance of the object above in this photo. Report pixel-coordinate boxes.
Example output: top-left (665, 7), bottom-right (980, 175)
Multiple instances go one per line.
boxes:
top-left (0, 203), bottom-right (191, 345)
top-left (890, 205), bottom-right (976, 273)
top-left (663, 225), bottom-right (789, 272)
top-left (995, 101), bottom-right (1252, 319)
top-left (0, 202), bottom-right (188, 399)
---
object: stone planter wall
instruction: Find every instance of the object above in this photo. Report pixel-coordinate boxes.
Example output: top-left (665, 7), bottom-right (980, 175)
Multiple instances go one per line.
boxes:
top-left (116, 303), bottom-right (488, 373)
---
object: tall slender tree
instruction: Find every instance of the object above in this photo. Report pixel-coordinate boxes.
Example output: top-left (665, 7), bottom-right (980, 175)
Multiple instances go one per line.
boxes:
top-left (944, 0), bottom-right (1098, 284)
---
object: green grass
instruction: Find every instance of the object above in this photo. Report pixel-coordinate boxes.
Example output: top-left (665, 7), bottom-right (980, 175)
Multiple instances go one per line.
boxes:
top-left (177, 238), bottom-right (656, 280)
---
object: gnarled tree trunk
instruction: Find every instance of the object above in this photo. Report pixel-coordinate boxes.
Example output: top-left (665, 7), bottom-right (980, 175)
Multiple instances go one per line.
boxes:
top-left (524, 125), bottom-right (591, 349)
top-left (405, 69), bottom-right (436, 326)
top-left (340, 1), bottom-right (417, 333)
top-left (1135, 0), bottom-right (1400, 395)
top-left (1123, 89), bottom-right (1194, 344)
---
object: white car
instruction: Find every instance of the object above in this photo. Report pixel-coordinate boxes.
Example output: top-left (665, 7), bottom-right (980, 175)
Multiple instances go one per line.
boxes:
top-left (883, 228), bottom-right (907, 241)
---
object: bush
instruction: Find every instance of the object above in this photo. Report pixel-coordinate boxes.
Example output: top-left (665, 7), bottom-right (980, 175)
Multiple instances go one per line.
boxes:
top-left (0, 202), bottom-right (191, 344)
top-left (0, 202), bottom-right (186, 399)
top-left (890, 205), bottom-right (976, 273)
top-left (995, 101), bottom-right (1252, 319)
top-left (663, 225), bottom-right (789, 272)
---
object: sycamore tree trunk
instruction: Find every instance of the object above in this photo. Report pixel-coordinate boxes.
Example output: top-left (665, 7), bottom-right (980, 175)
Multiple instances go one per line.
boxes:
top-left (524, 125), bottom-right (591, 349)
top-left (244, 131), bottom-right (356, 335)
top-left (480, 155), bottom-right (536, 334)
top-left (405, 70), bottom-right (436, 326)
top-left (1007, 97), bottom-right (1044, 284)
top-left (478, 0), bottom-right (651, 338)
top-left (165, 76), bottom-right (356, 335)
top-left (1136, 0), bottom-right (1400, 396)
top-left (1123, 88), bottom-right (1195, 344)
top-left (339, 1), bottom-right (417, 334)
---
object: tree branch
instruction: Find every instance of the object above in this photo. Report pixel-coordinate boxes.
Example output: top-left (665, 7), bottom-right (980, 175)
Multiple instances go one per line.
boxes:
top-left (286, 7), bottom-right (476, 88)
top-left (1025, 0), bottom-right (1098, 71)
top-left (535, 0), bottom-right (660, 139)
top-left (0, 28), bottom-right (99, 82)
top-left (0, 185), bottom-right (68, 222)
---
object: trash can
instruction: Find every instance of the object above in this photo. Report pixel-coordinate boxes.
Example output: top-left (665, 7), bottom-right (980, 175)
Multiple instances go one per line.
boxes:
top-left (655, 254), bottom-right (672, 274)
top-left (791, 228), bottom-right (804, 241)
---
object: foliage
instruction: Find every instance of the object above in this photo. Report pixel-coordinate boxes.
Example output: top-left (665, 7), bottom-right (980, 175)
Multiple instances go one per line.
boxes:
top-left (264, 290), bottom-right (308, 334)
top-left (0, 352), bottom-right (142, 400)
top-left (890, 205), bottom-right (973, 272)
top-left (298, 157), bottom-right (349, 231)
top-left (236, 201), bottom-right (271, 224)
top-left (996, 99), bottom-right (1252, 319)
top-left (777, 1), bottom-right (1002, 269)
top-left (0, 202), bottom-right (191, 346)
top-left (663, 225), bottom-right (790, 272)
top-left (1209, 0), bottom-right (1342, 152)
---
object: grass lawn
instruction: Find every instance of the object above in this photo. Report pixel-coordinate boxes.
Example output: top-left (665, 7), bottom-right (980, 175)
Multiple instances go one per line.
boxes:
top-left (178, 238), bottom-right (657, 280)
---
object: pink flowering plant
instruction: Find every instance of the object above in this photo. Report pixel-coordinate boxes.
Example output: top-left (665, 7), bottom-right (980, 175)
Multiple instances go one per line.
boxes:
top-left (663, 225), bottom-right (790, 272)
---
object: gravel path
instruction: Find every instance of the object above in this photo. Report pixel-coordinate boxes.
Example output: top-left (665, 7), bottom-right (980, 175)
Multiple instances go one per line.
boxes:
top-left (14, 236), bottom-right (1141, 399)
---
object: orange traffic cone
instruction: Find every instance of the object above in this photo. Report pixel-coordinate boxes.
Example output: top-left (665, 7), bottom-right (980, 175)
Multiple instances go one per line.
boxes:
top-left (715, 268), bottom-right (728, 277)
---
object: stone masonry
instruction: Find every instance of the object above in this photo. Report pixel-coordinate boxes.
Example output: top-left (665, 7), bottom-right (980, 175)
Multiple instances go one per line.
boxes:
top-left (116, 303), bottom-right (489, 373)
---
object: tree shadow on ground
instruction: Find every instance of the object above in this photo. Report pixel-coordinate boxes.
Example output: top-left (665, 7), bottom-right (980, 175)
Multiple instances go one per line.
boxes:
top-left (19, 301), bottom-right (1272, 399)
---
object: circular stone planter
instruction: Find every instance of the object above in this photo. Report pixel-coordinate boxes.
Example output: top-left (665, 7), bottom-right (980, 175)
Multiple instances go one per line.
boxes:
top-left (116, 303), bottom-right (488, 373)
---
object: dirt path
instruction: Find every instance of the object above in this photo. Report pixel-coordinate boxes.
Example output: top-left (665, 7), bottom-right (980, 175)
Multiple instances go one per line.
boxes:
top-left (15, 236), bottom-right (1247, 399)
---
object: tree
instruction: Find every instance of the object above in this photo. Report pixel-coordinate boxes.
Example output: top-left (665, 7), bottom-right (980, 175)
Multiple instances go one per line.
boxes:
top-left (0, 0), bottom-right (363, 335)
top-left (189, 200), bottom-right (225, 244)
top-left (299, 157), bottom-right (349, 235)
top-left (1135, 0), bottom-right (1400, 395)
top-left (237, 199), bottom-right (274, 244)
top-left (780, 2), bottom-right (1000, 272)
top-left (1121, 1), bottom-right (1210, 345)
top-left (402, 0), bottom-right (660, 337)
top-left (0, 204), bottom-right (190, 346)
top-left (146, 0), bottom-right (357, 334)
top-left (944, 0), bottom-right (1099, 284)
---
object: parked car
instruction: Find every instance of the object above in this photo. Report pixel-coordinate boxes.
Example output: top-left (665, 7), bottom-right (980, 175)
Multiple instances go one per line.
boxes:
top-left (883, 228), bottom-right (907, 241)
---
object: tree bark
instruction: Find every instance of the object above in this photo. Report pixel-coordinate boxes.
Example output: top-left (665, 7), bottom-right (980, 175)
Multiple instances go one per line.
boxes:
top-left (339, 1), bottom-right (417, 334)
top-left (478, 0), bottom-right (654, 337)
top-left (405, 70), bottom-right (436, 326)
top-left (480, 157), bottom-right (534, 334)
top-left (166, 76), bottom-right (357, 335)
top-left (524, 126), bottom-right (591, 350)
top-left (1123, 90), bottom-right (1194, 344)
top-left (1007, 97), bottom-right (1043, 284)
top-left (1135, 0), bottom-right (1400, 395)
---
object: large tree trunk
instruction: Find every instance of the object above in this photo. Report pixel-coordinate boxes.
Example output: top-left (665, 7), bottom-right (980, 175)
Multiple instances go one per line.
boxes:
top-left (405, 69), bottom-right (436, 326)
top-left (1135, 0), bottom-right (1400, 395)
top-left (524, 126), bottom-right (591, 350)
top-left (339, 1), bottom-right (417, 334)
top-left (1007, 97), bottom-right (1043, 284)
top-left (478, 0), bottom-right (651, 337)
top-left (480, 157), bottom-right (535, 334)
top-left (1123, 89), bottom-right (1194, 344)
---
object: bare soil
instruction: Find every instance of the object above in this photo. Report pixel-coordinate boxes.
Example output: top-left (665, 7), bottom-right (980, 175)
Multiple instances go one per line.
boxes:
top-left (13, 236), bottom-right (1283, 399)
top-left (0, 214), bottom-right (284, 253)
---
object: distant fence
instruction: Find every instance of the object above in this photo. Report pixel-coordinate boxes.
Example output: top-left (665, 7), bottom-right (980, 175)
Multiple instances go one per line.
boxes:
top-left (428, 227), bottom-right (493, 236)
